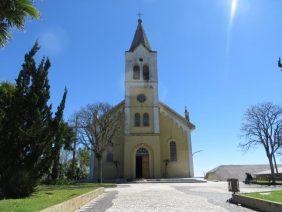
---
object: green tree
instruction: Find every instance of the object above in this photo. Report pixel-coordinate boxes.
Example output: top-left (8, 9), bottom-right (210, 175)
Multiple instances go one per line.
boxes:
top-left (78, 147), bottom-right (90, 178)
top-left (0, 42), bottom-right (68, 198)
top-left (68, 113), bottom-right (81, 180)
top-left (49, 122), bottom-right (74, 182)
top-left (0, 0), bottom-right (39, 47)
top-left (0, 82), bottom-right (16, 123)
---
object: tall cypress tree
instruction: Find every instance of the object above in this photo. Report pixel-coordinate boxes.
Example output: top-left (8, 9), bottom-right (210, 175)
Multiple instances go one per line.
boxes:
top-left (49, 96), bottom-right (74, 181)
top-left (0, 42), bottom-right (68, 198)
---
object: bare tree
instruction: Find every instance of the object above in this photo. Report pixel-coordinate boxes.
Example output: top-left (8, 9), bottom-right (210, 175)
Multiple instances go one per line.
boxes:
top-left (76, 103), bottom-right (121, 183)
top-left (240, 102), bottom-right (282, 183)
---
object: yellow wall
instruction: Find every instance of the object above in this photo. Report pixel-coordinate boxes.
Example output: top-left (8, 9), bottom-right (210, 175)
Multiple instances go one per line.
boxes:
top-left (129, 87), bottom-right (155, 133)
top-left (129, 87), bottom-right (154, 107)
top-left (159, 112), bottom-right (190, 178)
top-left (123, 135), bottom-right (161, 179)
top-left (130, 108), bottom-right (154, 133)
top-left (94, 103), bottom-right (193, 180)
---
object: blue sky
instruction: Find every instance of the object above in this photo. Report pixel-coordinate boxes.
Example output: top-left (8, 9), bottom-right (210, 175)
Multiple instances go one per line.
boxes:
top-left (1, 0), bottom-right (282, 176)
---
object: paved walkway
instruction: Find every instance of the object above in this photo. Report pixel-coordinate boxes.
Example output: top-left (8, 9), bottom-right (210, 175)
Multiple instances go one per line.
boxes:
top-left (78, 182), bottom-right (282, 212)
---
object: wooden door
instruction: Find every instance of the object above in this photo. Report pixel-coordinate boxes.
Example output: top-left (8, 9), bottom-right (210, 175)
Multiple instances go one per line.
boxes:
top-left (142, 155), bottom-right (149, 178)
top-left (136, 156), bottom-right (142, 178)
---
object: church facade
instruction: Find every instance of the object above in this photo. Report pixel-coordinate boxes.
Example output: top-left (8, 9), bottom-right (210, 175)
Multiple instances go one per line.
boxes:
top-left (91, 19), bottom-right (195, 179)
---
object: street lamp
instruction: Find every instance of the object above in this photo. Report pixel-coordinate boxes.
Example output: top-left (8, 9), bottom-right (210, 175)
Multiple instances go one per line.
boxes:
top-left (192, 150), bottom-right (203, 156)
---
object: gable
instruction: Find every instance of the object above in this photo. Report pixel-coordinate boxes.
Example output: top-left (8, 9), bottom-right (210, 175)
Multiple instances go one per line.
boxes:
top-left (159, 102), bottom-right (195, 132)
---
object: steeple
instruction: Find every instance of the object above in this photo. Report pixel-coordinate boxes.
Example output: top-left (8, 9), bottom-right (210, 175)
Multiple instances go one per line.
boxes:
top-left (129, 19), bottom-right (152, 52)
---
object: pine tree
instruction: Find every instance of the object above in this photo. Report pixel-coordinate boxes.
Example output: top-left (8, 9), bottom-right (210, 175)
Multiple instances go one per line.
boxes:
top-left (0, 42), bottom-right (68, 198)
top-left (50, 121), bottom-right (74, 181)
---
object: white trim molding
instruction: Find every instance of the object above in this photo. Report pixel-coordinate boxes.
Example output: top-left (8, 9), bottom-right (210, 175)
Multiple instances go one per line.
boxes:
top-left (159, 108), bottom-right (190, 133)
top-left (154, 106), bottom-right (160, 133)
top-left (187, 132), bottom-right (194, 177)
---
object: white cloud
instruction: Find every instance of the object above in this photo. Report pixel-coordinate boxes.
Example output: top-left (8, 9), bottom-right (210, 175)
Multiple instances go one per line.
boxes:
top-left (39, 27), bottom-right (68, 55)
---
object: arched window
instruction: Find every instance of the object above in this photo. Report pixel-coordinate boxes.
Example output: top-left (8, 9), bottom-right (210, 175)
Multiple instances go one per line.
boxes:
top-left (143, 65), bottom-right (149, 80)
top-left (136, 147), bottom-right (149, 156)
top-left (106, 145), bottom-right (113, 162)
top-left (170, 141), bottom-right (177, 161)
top-left (134, 113), bottom-right (141, 127)
top-left (143, 113), bottom-right (149, 126)
top-left (133, 65), bottom-right (140, 80)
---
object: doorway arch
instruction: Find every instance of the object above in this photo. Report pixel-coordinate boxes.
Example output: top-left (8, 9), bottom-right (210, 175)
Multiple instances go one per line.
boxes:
top-left (135, 147), bottom-right (150, 179)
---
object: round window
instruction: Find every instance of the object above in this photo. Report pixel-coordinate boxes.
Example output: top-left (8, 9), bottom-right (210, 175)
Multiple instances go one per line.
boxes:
top-left (137, 94), bottom-right (146, 103)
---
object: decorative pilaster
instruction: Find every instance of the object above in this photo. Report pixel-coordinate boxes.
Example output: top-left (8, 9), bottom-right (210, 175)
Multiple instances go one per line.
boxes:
top-left (186, 131), bottom-right (194, 177)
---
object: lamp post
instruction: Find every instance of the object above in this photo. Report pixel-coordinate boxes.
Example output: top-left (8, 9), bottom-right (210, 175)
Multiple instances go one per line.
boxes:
top-left (192, 150), bottom-right (203, 157)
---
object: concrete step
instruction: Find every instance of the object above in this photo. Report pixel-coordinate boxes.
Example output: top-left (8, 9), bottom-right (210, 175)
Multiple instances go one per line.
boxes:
top-left (129, 178), bottom-right (206, 183)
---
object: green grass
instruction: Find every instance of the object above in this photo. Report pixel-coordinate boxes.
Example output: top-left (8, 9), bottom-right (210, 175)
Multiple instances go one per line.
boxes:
top-left (0, 183), bottom-right (115, 212)
top-left (244, 190), bottom-right (282, 203)
top-left (252, 181), bottom-right (282, 186)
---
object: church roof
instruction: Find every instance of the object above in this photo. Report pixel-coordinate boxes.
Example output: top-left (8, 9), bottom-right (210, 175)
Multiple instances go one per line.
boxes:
top-left (205, 164), bottom-right (282, 181)
top-left (159, 102), bottom-right (196, 130)
top-left (111, 101), bottom-right (195, 131)
top-left (129, 19), bottom-right (152, 52)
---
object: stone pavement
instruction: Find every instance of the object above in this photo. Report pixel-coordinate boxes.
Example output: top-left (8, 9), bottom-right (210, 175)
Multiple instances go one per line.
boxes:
top-left (78, 182), bottom-right (282, 212)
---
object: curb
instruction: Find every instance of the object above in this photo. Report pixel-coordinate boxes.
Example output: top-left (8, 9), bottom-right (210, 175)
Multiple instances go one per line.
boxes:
top-left (232, 193), bottom-right (282, 212)
top-left (40, 187), bottom-right (104, 212)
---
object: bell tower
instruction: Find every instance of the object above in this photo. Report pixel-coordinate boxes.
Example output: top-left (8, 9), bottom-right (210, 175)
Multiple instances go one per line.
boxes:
top-left (124, 18), bottom-right (160, 135)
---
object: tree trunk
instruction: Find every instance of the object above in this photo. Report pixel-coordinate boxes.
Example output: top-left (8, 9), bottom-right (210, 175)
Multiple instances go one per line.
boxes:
top-left (97, 157), bottom-right (103, 183)
top-left (51, 155), bottom-right (60, 181)
top-left (72, 139), bottom-right (77, 179)
top-left (273, 154), bottom-right (279, 174)
top-left (72, 117), bottom-right (78, 179)
top-left (267, 155), bottom-right (276, 183)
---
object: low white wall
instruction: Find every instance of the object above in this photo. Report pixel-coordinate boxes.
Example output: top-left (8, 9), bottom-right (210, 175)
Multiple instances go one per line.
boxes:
top-left (232, 193), bottom-right (282, 212)
top-left (41, 187), bottom-right (104, 212)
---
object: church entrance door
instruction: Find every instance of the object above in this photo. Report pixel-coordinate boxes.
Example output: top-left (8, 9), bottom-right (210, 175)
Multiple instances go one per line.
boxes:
top-left (135, 147), bottom-right (149, 179)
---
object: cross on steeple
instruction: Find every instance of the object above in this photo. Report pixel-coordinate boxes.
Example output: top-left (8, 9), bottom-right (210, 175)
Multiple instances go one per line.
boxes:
top-left (137, 12), bottom-right (143, 19)
top-left (129, 14), bottom-right (151, 52)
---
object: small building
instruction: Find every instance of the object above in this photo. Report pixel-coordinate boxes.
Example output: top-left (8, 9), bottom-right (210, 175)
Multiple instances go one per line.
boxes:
top-left (205, 165), bottom-right (282, 181)
top-left (254, 167), bottom-right (282, 181)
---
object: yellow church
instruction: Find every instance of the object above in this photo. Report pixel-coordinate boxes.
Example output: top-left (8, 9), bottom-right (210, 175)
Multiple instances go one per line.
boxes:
top-left (91, 19), bottom-right (195, 180)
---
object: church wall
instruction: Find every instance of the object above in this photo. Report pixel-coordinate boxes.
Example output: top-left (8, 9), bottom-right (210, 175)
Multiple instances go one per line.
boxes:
top-left (125, 45), bottom-right (159, 136)
top-left (130, 109), bottom-right (154, 133)
top-left (159, 112), bottom-right (191, 178)
top-left (125, 45), bottom-right (158, 83)
top-left (123, 135), bottom-right (161, 179)
top-left (129, 87), bottom-right (154, 107)
top-left (129, 87), bottom-right (155, 134)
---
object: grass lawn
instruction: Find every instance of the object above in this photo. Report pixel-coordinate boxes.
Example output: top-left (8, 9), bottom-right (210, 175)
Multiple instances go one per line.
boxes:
top-left (252, 181), bottom-right (282, 186)
top-left (0, 183), bottom-right (115, 212)
top-left (244, 190), bottom-right (282, 203)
